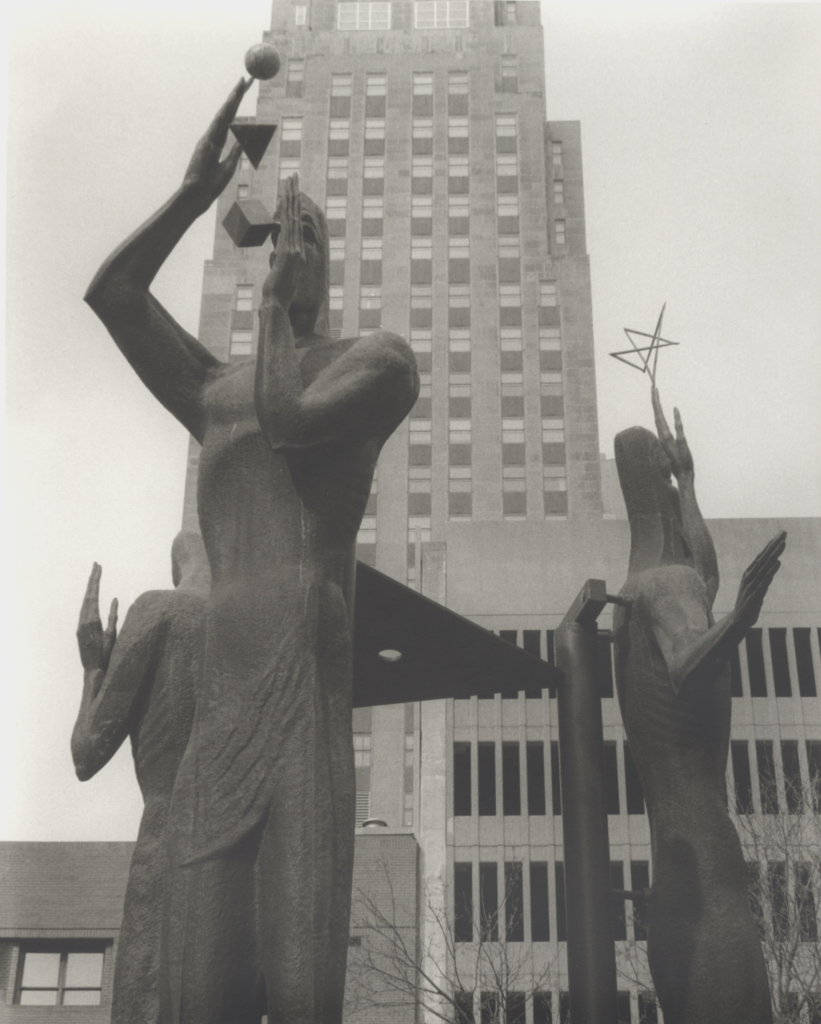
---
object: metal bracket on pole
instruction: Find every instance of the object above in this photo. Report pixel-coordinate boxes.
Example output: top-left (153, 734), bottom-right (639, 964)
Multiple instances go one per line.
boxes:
top-left (555, 580), bottom-right (619, 1024)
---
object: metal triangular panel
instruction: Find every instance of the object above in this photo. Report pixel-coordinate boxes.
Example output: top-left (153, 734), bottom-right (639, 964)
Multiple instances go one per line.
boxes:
top-left (230, 123), bottom-right (277, 169)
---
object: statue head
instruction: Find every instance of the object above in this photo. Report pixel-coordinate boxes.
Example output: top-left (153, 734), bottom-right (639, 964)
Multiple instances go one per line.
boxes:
top-left (614, 426), bottom-right (692, 576)
top-left (171, 531), bottom-right (210, 589)
top-left (270, 191), bottom-right (331, 339)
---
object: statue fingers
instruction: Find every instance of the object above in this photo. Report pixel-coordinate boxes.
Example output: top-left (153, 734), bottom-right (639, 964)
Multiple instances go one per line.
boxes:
top-left (207, 77), bottom-right (251, 149)
top-left (80, 563), bottom-right (102, 624)
top-left (106, 597), bottom-right (119, 635)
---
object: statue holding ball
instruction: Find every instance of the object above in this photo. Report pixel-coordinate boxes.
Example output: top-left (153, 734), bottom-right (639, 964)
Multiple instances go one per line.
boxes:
top-left (83, 48), bottom-right (418, 1024)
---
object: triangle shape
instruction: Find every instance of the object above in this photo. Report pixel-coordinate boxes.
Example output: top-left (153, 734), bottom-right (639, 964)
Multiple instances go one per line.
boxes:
top-left (230, 123), bottom-right (277, 169)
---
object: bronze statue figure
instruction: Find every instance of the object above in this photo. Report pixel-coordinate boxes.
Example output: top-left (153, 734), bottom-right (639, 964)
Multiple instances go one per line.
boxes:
top-left (84, 79), bottom-right (418, 1023)
top-left (613, 389), bottom-right (785, 1024)
top-left (72, 532), bottom-right (210, 1024)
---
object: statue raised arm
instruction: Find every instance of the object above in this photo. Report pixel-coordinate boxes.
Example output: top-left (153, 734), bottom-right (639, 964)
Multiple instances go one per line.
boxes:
top-left (613, 391), bottom-right (785, 1024)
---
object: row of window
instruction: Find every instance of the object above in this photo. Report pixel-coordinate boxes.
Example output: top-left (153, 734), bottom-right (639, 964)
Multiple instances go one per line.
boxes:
top-left (732, 739), bottom-right (821, 815)
top-left (453, 856), bottom-right (818, 949)
top-left (452, 859), bottom-right (650, 945)
top-left (487, 626), bottom-right (819, 701)
top-left (337, 1), bottom-right (470, 32)
top-left (453, 740), bottom-right (645, 819)
top-left (452, 989), bottom-right (657, 1024)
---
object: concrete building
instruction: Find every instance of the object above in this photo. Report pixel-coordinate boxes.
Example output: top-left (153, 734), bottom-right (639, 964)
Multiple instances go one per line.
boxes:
top-left (2, 3), bottom-right (818, 1023)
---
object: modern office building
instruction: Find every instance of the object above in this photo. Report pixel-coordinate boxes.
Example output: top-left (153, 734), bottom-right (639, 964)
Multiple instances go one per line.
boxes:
top-left (2, 3), bottom-right (818, 1023)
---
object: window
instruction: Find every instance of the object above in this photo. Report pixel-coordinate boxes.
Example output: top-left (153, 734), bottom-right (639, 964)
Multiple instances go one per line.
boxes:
top-left (501, 55), bottom-right (518, 90)
top-left (455, 992), bottom-right (475, 1023)
top-left (17, 946), bottom-right (105, 1005)
top-left (449, 193), bottom-right (470, 228)
top-left (496, 153), bottom-right (518, 177)
top-left (500, 284), bottom-right (521, 307)
top-left (449, 466), bottom-right (472, 491)
top-left (449, 419), bottom-right (471, 443)
top-left (294, 4), bottom-right (307, 25)
top-left (449, 328), bottom-right (470, 351)
top-left (279, 157), bottom-right (300, 180)
top-left (504, 863), bottom-right (524, 941)
top-left (543, 466), bottom-right (567, 492)
top-left (365, 118), bottom-right (385, 140)
top-left (553, 180), bottom-right (565, 205)
top-left (363, 195), bottom-right (384, 221)
top-left (731, 740), bottom-right (754, 814)
top-left (454, 863), bottom-right (473, 942)
top-left (409, 419), bottom-right (432, 445)
top-left (502, 743), bottom-right (521, 815)
top-left (353, 733), bottom-right (372, 766)
top-left (529, 862), bottom-right (550, 941)
top-left (631, 862), bottom-right (650, 941)
top-left (555, 862), bottom-right (567, 940)
top-left (449, 284), bottom-right (470, 307)
top-left (610, 862), bottom-right (626, 939)
top-left (782, 740), bottom-right (803, 812)
top-left (412, 237), bottom-right (433, 260)
top-left (454, 742), bottom-right (471, 815)
top-left (409, 467), bottom-right (432, 492)
top-left (769, 861), bottom-right (789, 941)
top-left (361, 237), bottom-right (383, 260)
top-left (497, 194), bottom-right (519, 218)
top-left (527, 742), bottom-right (546, 815)
top-left (794, 628), bottom-right (818, 697)
top-left (366, 73), bottom-right (386, 96)
top-left (411, 285), bottom-right (432, 308)
top-left (286, 58), bottom-right (304, 97)
top-left (357, 515), bottom-right (376, 544)
top-left (230, 330), bottom-right (253, 357)
top-left (239, 154), bottom-right (250, 172)
top-left (555, 220), bottom-right (566, 245)
top-left (237, 183), bottom-right (250, 200)
top-left (540, 281), bottom-right (557, 306)
top-left (329, 118), bottom-right (350, 140)
top-left (499, 236), bottom-right (520, 259)
top-left (449, 154), bottom-right (469, 177)
top-left (533, 993), bottom-right (552, 1024)
top-left (479, 863), bottom-right (499, 941)
top-left (412, 117), bottom-right (433, 140)
top-left (360, 285), bottom-right (381, 309)
top-left (542, 418), bottom-right (565, 443)
top-left (407, 515), bottom-right (430, 543)
top-left (327, 156), bottom-right (349, 179)
top-left (326, 196), bottom-right (347, 220)
top-left (412, 195), bottom-right (433, 220)
top-left (808, 741), bottom-right (821, 811)
top-left (281, 117), bottom-right (303, 142)
top-left (503, 467), bottom-right (525, 491)
top-left (478, 742), bottom-right (496, 816)
top-left (449, 116), bottom-right (469, 138)
top-left (329, 286), bottom-right (344, 310)
top-left (331, 74), bottom-right (352, 97)
top-left (797, 864), bottom-right (818, 940)
top-left (449, 237), bottom-right (469, 260)
top-left (747, 629), bottom-right (768, 696)
top-left (623, 742), bottom-right (645, 814)
top-left (757, 740), bottom-right (779, 814)
top-left (769, 628), bottom-right (792, 696)
top-left (364, 155), bottom-right (385, 178)
top-left (415, 1), bottom-right (469, 29)
top-left (495, 116), bottom-right (517, 141)
top-left (338, 2), bottom-right (391, 31)
top-left (449, 70), bottom-right (469, 94)
top-left (551, 140), bottom-right (562, 165)
top-left (412, 155), bottom-right (434, 177)
top-left (502, 419), bottom-right (524, 444)
top-left (235, 285), bottom-right (253, 311)
top-left (413, 72), bottom-right (434, 95)
top-left (551, 741), bottom-right (562, 814)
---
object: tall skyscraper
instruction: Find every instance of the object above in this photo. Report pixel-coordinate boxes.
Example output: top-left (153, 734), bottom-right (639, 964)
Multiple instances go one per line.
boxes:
top-left (183, 0), bottom-right (604, 587)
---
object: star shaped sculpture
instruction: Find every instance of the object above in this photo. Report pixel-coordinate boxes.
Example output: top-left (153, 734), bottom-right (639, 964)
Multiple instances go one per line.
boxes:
top-left (610, 303), bottom-right (679, 386)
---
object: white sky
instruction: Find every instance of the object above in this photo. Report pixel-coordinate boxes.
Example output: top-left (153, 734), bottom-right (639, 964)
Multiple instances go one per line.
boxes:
top-left (4, 2), bottom-right (820, 841)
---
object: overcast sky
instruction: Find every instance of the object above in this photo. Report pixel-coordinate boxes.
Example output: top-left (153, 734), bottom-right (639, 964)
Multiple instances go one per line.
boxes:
top-left (4, 2), bottom-right (820, 841)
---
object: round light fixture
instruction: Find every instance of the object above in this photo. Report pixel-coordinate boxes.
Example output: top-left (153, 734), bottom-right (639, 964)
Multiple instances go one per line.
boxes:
top-left (378, 649), bottom-right (402, 662)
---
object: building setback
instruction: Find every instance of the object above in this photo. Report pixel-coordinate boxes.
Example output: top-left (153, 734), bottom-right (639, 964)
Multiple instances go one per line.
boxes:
top-left (2, 4), bottom-right (819, 1024)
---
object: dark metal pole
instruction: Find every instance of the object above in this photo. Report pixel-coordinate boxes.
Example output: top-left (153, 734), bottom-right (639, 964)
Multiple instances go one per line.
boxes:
top-left (555, 580), bottom-right (618, 1024)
